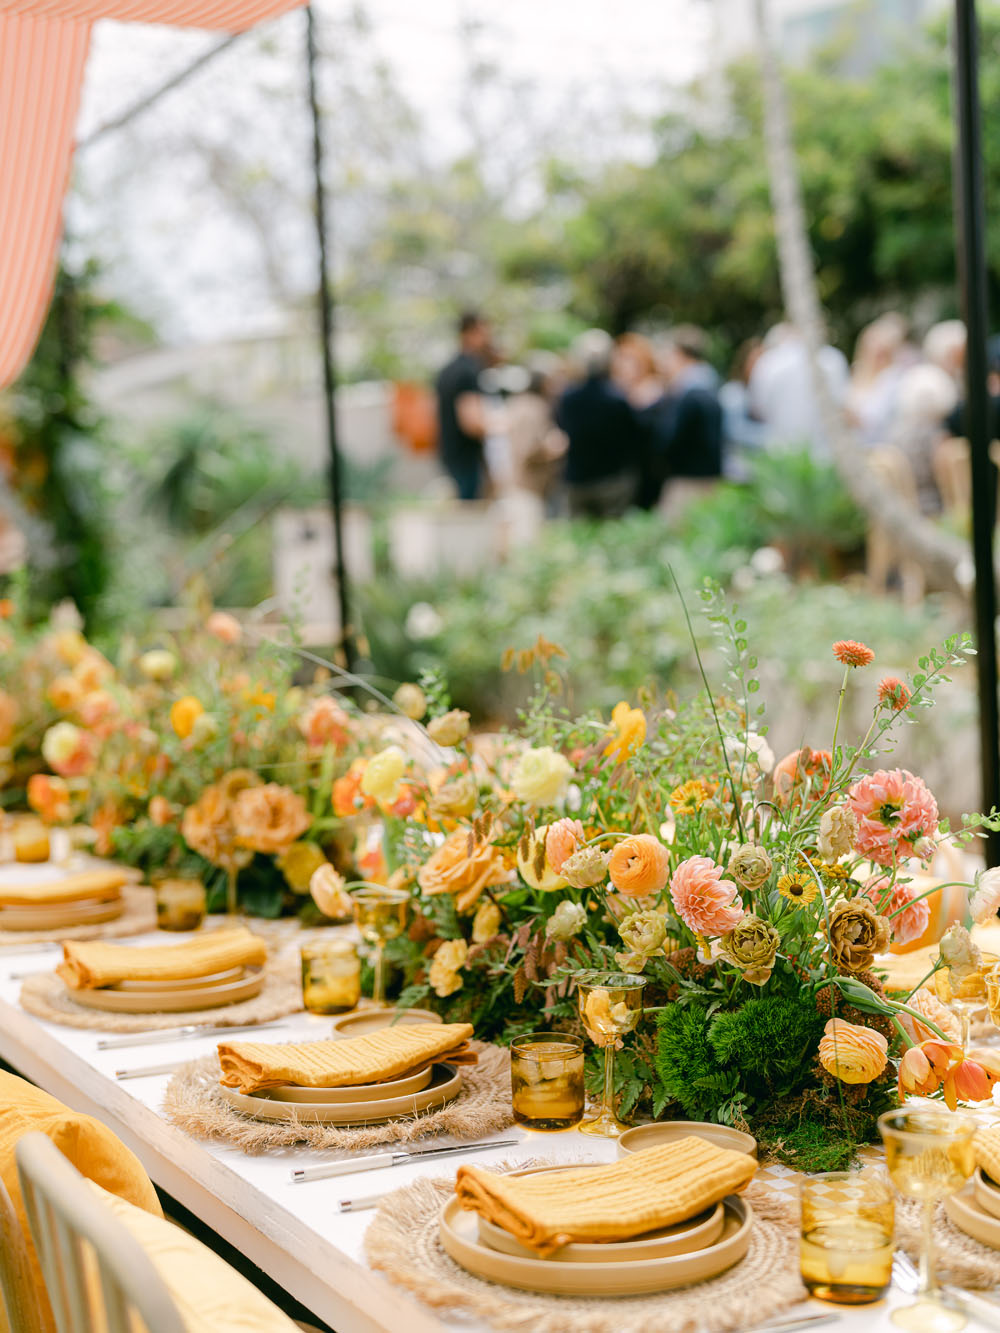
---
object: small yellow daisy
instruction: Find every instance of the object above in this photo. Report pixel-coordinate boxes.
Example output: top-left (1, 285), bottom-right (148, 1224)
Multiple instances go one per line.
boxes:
top-left (669, 778), bottom-right (713, 816)
top-left (777, 871), bottom-right (819, 906)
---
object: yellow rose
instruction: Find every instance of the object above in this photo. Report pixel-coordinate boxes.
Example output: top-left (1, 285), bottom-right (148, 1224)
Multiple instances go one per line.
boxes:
top-left (511, 746), bottom-right (572, 807)
top-left (427, 709), bottom-right (470, 747)
top-left (170, 695), bottom-right (204, 740)
top-left (429, 938), bottom-right (468, 997)
top-left (138, 649), bottom-right (177, 682)
top-left (603, 701), bottom-right (646, 763)
top-left (516, 825), bottom-right (568, 892)
top-left (393, 683), bottom-right (427, 720)
top-left (417, 828), bottom-right (510, 912)
top-left (360, 745), bottom-right (407, 806)
top-left (472, 900), bottom-right (502, 943)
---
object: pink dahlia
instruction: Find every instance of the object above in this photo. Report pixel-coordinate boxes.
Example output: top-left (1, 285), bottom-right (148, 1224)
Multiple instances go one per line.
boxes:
top-left (863, 875), bottom-right (930, 946)
top-left (546, 818), bottom-right (586, 875)
top-left (846, 768), bottom-right (939, 867)
top-left (669, 856), bottom-right (744, 937)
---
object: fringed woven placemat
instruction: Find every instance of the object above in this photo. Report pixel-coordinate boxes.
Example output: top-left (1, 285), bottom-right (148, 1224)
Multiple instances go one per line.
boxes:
top-left (163, 1042), bottom-right (514, 1153)
top-left (17, 950), bottom-right (302, 1032)
top-left (364, 1174), bottom-right (803, 1333)
top-left (897, 1196), bottom-right (1000, 1289)
top-left (0, 884), bottom-right (156, 946)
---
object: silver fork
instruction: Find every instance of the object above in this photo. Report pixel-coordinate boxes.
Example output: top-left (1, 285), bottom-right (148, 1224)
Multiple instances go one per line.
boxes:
top-left (894, 1248), bottom-right (1000, 1328)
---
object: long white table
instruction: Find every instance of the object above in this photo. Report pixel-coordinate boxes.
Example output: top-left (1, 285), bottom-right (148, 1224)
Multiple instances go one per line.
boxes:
top-left (0, 929), bottom-right (991, 1333)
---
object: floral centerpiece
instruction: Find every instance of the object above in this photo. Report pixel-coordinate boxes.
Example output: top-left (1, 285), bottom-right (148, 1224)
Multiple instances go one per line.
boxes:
top-left (362, 597), bottom-right (1000, 1170)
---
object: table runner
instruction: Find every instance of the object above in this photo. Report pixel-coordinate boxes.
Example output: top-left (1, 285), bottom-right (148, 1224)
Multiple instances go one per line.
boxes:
top-left (17, 949), bottom-right (301, 1031)
top-left (365, 1174), bottom-right (803, 1333)
top-left (163, 1042), bottom-right (514, 1153)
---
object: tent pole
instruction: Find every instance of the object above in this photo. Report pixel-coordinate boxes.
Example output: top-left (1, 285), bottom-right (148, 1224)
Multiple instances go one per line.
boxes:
top-left (952, 0), bottom-right (1000, 862)
top-left (305, 2), bottom-right (354, 669)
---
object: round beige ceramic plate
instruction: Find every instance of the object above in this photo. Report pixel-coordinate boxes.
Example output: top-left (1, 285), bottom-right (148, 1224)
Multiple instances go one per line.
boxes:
top-left (944, 1185), bottom-right (1000, 1248)
top-left (68, 966), bottom-right (264, 1013)
top-left (330, 1007), bottom-right (442, 1037)
top-left (218, 1062), bottom-right (461, 1124)
top-left (262, 1063), bottom-right (433, 1104)
top-left (617, 1121), bottom-right (757, 1159)
top-left (440, 1191), bottom-right (751, 1296)
top-left (973, 1168), bottom-right (1000, 1224)
top-left (477, 1166), bottom-right (724, 1262)
top-left (114, 967), bottom-right (244, 993)
top-left (0, 897), bottom-right (123, 930)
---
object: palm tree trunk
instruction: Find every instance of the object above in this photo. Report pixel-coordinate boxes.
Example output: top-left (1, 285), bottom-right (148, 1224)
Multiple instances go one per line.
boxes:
top-left (752, 0), bottom-right (971, 595)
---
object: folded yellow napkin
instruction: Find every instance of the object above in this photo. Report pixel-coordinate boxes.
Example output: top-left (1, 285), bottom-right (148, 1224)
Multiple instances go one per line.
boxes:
top-left (976, 1126), bottom-right (1000, 1185)
top-left (217, 1021), bottom-right (477, 1093)
top-left (57, 927), bottom-right (267, 990)
top-left (0, 869), bottom-right (129, 908)
top-left (455, 1137), bottom-right (757, 1256)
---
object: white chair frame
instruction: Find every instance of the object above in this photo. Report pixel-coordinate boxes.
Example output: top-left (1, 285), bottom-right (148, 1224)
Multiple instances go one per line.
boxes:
top-left (15, 1133), bottom-right (186, 1333)
top-left (0, 1168), bottom-right (45, 1333)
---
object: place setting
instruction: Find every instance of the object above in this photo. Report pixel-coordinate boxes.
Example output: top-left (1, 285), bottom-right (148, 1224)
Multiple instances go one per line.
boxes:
top-left (0, 860), bottom-right (156, 944)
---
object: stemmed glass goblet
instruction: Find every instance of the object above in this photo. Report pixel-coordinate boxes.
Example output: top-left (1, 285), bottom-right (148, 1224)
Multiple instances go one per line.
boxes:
top-left (351, 884), bottom-right (409, 1007)
top-left (878, 1109), bottom-right (977, 1333)
top-left (933, 953), bottom-right (999, 1054)
top-left (576, 971), bottom-right (646, 1138)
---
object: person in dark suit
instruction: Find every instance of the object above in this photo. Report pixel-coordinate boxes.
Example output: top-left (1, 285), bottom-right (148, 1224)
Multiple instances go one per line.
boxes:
top-left (643, 326), bottom-right (723, 515)
top-left (556, 330), bottom-right (642, 518)
top-left (435, 312), bottom-right (492, 501)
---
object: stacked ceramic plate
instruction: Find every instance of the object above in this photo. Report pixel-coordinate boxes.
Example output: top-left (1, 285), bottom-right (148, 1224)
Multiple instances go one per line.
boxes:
top-left (71, 965), bottom-right (265, 1013)
top-left (0, 895), bottom-right (124, 931)
top-left (438, 1163), bottom-right (753, 1296)
top-left (218, 1061), bottom-right (463, 1125)
top-left (944, 1168), bottom-right (1000, 1246)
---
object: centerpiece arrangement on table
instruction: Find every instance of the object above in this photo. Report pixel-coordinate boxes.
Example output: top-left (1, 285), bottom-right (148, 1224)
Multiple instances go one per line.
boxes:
top-left (6, 584), bottom-right (1000, 1169)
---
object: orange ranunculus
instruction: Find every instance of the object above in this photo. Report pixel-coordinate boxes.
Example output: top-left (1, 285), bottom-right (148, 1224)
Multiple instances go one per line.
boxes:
top-left (170, 695), bottom-right (204, 739)
top-left (76, 690), bottom-right (117, 729)
top-left (0, 689), bottom-right (17, 745)
top-left (72, 649), bottom-right (113, 692)
top-left (608, 834), bottom-right (671, 897)
top-left (205, 610), bottom-right (243, 644)
top-left (332, 762), bottom-right (375, 818)
top-left (418, 827), bottom-right (510, 913)
top-left (91, 802), bottom-right (124, 857)
top-left (148, 795), bottom-right (174, 827)
top-left (27, 774), bottom-right (71, 824)
top-left (897, 987), bottom-right (962, 1045)
top-left (773, 747), bottom-right (832, 807)
top-left (818, 1018), bottom-right (888, 1085)
top-left (47, 674), bottom-right (82, 711)
top-left (387, 783), bottom-right (419, 818)
top-left (546, 818), bottom-right (586, 874)
top-left (603, 701), bottom-right (646, 764)
top-left (231, 783), bottom-right (310, 854)
top-left (298, 696), bottom-right (351, 750)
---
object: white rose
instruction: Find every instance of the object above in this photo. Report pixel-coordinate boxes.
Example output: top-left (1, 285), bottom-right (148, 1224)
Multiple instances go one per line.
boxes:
top-left (138, 649), bottom-right (176, 682)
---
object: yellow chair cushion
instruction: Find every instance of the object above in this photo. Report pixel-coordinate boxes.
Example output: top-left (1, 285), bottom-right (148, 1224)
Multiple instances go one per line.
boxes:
top-left (0, 1071), bottom-right (161, 1333)
top-left (88, 1183), bottom-right (300, 1333)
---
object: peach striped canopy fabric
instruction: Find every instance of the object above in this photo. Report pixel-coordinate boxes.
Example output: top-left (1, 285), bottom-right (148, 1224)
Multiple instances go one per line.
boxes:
top-left (0, 0), bottom-right (305, 389)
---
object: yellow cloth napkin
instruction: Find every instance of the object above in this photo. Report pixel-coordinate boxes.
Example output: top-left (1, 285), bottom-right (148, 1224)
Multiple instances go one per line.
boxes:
top-left (217, 1021), bottom-right (477, 1093)
top-left (976, 1126), bottom-right (1000, 1185)
top-left (57, 927), bottom-right (267, 990)
top-left (0, 869), bottom-right (129, 908)
top-left (455, 1137), bottom-right (757, 1256)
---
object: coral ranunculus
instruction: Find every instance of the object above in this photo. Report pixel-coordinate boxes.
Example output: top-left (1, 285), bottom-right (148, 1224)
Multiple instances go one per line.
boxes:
top-left (609, 834), bottom-right (671, 897)
top-left (418, 828), bottom-right (509, 912)
top-left (818, 1018), bottom-right (889, 1084)
top-left (232, 783), bottom-right (310, 854)
top-left (205, 610), bottom-right (243, 644)
top-left (603, 701), bottom-right (646, 763)
top-left (546, 818), bottom-right (586, 874)
top-left (298, 697), bottom-right (351, 750)
top-left (27, 774), bottom-right (70, 824)
top-left (863, 876), bottom-right (931, 946)
top-left (41, 721), bottom-right (95, 777)
top-left (773, 748), bottom-right (832, 807)
top-left (669, 856), bottom-right (744, 935)
top-left (898, 986), bottom-right (962, 1045)
top-left (847, 768), bottom-right (939, 867)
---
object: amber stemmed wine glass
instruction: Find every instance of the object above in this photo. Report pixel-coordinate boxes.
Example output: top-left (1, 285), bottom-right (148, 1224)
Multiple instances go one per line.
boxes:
top-left (575, 971), bottom-right (646, 1138)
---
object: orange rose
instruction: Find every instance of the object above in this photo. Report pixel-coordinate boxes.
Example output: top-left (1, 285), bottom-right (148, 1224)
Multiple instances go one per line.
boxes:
top-left (27, 774), bottom-right (71, 824)
top-left (231, 783), bottom-right (310, 854)
top-left (818, 1018), bottom-right (888, 1085)
top-left (608, 834), bottom-right (670, 897)
top-left (332, 762), bottom-right (375, 818)
top-left (170, 695), bottom-right (204, 739)
top-left (417, 828), bottom-right (510, 912)
top-left (181, 783), bottom-right (254, 873)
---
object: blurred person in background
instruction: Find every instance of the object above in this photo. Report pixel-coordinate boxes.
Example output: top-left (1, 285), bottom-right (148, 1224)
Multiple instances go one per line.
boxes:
top-left (719, 337), bottom-right (766, 479)
top-left (612, 332), bottom-right (663, 409)
top-left (846, 312), bottom-right (912, 446)
top-left (502, 355), bottom-right (567, 513)
top-left (435, 311), bottom-right (492, 501)
top-left (556, 329), bottom-right (642, 518)
top-left (748, 323), bottom-right (849, 457)
top-left (923, 319), bottom-right (967, 389)
top-left (641, 326), bottom-right (723, 515)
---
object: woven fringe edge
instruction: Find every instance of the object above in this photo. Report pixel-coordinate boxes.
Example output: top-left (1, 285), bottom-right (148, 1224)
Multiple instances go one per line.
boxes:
top-left (364, 1176), bottom-right (805, 1333)
top-left (162, 1042), bottom-right (514, 1154)
top-left (896, 1196), bottom-right (1000, 1290)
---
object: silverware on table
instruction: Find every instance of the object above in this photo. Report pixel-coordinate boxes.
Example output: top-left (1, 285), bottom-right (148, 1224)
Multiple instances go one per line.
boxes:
top-left (893, 1249), bottom-right (1000, 1329)
top-left (746, 1317), bottom-right (837, 1333)
top-left (97, 1020), bottom-right (288, 1051)
top-left (338, 1193), bottom-right (385, 1213)
top-left (291, 1137), bottom-right (521, 1184)
top-left (115, 1060), bottom-right (185, 1080)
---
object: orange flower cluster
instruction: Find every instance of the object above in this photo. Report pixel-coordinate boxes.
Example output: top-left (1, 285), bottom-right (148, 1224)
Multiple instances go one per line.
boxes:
top-left (832, 640), bottom-right (875, 668)
top-left (898, 1039), bottom-right (1000, 1110)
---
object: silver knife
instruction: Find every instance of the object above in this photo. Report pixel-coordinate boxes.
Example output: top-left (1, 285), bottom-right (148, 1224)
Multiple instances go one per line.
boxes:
top-left (748, 1319), bottom-right (837, 1333)
top-left (97, 1021), bottom-right (287, 1051)
top-left (116, 1060), bottom-right (184, 1080)
top-left (291, 1137), bottom-right (521, 1183)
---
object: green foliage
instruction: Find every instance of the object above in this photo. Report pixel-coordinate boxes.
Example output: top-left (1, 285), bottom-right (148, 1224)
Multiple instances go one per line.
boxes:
top-left (654, 1003), bottom-right (721, 1120)
top-left (708, 992), bottom-right (827, 1103)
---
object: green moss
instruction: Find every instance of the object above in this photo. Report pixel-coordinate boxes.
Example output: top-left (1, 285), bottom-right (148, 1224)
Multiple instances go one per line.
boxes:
top-left (709, 992), bottom-right (826, 1102)
top-left (655, 1003), bottom-right (734, 1120)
